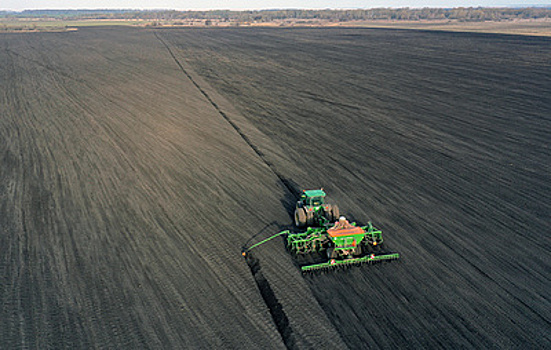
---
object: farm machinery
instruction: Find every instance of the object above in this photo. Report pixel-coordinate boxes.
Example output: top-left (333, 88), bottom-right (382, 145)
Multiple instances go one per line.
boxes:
top-left (243, 189), bottom-right (400, 272)
top-left (294, 189), bottom-right (339, 227)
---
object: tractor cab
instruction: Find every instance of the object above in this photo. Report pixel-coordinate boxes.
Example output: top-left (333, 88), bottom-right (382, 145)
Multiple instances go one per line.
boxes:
top-left (299, 189), bottom-right (326, 208)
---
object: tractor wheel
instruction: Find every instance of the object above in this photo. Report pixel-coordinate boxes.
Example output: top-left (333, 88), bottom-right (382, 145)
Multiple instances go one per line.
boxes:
top-left (306, 210), bottom-right (315, 226)
top-left (331, 205), bottom-right (340, 222)
top-left (294, 208), bottom-right (307, 228)
top-left (323, 205), bottom-right (333, 222)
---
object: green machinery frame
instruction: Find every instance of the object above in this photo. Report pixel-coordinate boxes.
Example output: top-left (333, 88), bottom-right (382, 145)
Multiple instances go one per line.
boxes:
top-left (243, 222), bottom-right (400, 272)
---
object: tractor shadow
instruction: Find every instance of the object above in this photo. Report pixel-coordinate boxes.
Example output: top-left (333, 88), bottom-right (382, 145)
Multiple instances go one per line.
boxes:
top-left (278, 177), bottom-right (301, 224)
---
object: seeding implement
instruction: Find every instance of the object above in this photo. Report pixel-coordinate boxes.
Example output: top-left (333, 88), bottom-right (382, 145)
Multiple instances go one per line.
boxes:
top-left (287, 218), bottom-right (399, 271)
top-left (243, 189), bottom-right (400, 272)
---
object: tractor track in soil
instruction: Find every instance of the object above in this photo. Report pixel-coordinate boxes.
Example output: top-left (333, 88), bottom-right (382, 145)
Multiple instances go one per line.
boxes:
top-left (154, 31), bottom-right (342, 350)
top-left (154, 32), bottom-right (300, 198)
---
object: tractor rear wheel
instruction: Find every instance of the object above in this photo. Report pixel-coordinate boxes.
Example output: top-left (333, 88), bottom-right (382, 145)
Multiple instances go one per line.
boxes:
top-left (306, 210), bottom-right (315, 226)
top-left (323, 205), bottom-right (334, 222)
top-left (331, 205), bottom-right (340, 222)
top-left (294, 208), bottom-right (307, 227)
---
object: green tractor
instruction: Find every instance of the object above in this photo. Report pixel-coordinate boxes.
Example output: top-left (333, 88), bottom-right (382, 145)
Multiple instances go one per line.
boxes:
top-left (243, 189), bottom-right (400, 272)
top-left (294, 189), bottom-right (340, 228)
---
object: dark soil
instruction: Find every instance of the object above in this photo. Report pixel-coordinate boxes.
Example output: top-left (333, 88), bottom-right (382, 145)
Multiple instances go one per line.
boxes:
top-left (1, 26), bottom-right (549, 349)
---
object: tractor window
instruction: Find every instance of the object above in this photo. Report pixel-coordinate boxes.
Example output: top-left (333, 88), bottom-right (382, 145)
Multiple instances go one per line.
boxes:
top-left (308, 196), bottom-right (324, 206)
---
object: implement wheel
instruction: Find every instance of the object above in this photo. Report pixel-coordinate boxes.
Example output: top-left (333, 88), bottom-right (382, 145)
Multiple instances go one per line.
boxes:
top-left (374, 242), bottom-right (386, 253)
top-left (353, 244), bottom-right (363, 257)
top-left (294, 208), bottom-right (307, 228)
top-left (327, 247), bottom-right (337, 259)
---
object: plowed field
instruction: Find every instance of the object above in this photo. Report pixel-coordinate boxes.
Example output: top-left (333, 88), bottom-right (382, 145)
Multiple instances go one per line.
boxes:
top-left (1, 26), bottom-right (550, 349)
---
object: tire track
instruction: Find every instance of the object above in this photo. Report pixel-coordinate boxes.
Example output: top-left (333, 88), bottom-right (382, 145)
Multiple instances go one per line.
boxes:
top-left (2, 29), bottom-right (290, 349)
top-left (154, 31), bottom-right (347, 350)
top-left (154, 31), bottom-right (301, 349)
top-left (154, 31), bottom-right (300, 198)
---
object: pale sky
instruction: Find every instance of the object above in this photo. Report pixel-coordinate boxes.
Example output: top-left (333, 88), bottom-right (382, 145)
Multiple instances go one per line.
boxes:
top-left (0, 0), bottom-right (545, 11)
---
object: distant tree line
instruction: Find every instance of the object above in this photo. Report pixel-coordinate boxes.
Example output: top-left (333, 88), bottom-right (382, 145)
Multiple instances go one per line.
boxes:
top-left (1, 8), bottom-right (550, 22)
top-left (0, 23), bottom-right (68, 32)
